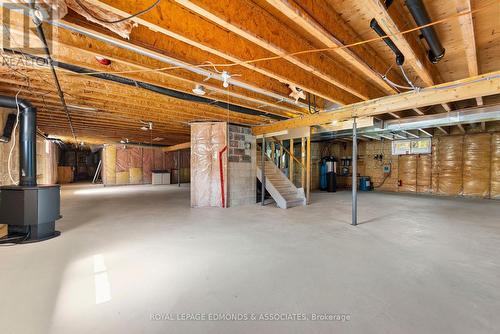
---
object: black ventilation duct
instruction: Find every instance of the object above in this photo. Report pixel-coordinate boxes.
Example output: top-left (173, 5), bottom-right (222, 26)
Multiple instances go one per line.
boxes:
top-left (0, 113), bottom-right (17, 143)
top-left (0, 96), bottom-right (37, 186)
top-left (405, 0), bottom-right (445, 64)
top-left (0, 95), bottom-right (61, 243)
top-left (370, 19), bottom-right (405, 66)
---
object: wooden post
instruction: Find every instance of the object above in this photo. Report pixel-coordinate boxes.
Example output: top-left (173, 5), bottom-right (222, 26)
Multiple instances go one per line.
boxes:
top-left (279, 140), bottom-right (283, 168)
top-left (271, 141), bottom-right (275, 164)
top-left (301, 137), bottom-right (306, 189)
top-left (306, 130), bottom-right (311, 204)
top-left (289, 138), bottom-right (294, 182)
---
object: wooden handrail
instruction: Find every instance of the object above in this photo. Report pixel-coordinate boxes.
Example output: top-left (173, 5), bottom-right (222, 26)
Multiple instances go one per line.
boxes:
top-left (271, 137), bottom-right (305, 169)
top-left (258, 139), bottom-right (305, 169)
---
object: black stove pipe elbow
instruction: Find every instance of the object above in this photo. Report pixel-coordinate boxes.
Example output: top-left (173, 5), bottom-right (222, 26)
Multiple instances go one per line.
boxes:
top-left (370, 18), bottom-right (405, 66)
top-left (405, 0), bottom-right (445, 64)
top-left (0, 95), bottom-right (37, 187)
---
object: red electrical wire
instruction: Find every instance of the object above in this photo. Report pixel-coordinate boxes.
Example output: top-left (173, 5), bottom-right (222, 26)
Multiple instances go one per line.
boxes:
top-left (219, 145), bottom-right (228, 208)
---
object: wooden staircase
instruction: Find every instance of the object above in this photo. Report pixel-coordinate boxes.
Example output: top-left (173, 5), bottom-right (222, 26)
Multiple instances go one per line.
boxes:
top-left (256, 150), bottom-right (306, 209)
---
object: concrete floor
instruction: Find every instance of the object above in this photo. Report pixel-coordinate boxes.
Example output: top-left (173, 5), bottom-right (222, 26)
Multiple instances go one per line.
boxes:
top-left (1, 184), bottom-right (499, 334)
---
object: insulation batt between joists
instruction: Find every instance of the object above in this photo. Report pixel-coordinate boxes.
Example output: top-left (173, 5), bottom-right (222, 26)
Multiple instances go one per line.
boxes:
top-left (12, 0), bottom-right (137, 38)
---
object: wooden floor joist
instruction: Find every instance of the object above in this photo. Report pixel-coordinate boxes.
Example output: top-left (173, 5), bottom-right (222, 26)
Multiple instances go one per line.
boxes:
top-left (84, 0), bottom-right (361, 105)
top-left (252, 71), bottom-right (500, 135)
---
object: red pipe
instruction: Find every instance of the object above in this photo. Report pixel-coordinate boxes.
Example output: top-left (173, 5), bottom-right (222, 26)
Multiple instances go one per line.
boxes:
top-left (219, 146), bottom-right (228, 208)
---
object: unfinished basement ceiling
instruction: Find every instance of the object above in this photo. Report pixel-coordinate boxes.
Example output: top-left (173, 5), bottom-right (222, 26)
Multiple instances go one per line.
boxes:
top-left (0, 0), bottom-right (498, 145)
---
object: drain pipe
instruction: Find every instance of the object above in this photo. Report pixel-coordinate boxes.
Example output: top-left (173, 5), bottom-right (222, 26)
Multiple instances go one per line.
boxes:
top-left (0, 95), bottom-right (37, 186)
top-left (370, 19), bottom-right (405, 65)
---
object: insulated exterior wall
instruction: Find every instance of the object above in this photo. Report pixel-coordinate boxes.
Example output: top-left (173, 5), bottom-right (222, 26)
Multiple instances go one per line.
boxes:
top-left (491, 133), bottom-right (500, 199)
top-left (431, 138), bottom-right (440, 193)
top-left (398, 155), bottom-right (417, 192)
top-left (191, 122), bottom-right (227, 208)
top-left (438, 136), bottom-right (463, 196)
top-left (101, 144), bottom-right (164, 185)
top-left (320, 132), bottom-right (500, 199)
top-left (115, 146), bottom-right (129, 173)
top-left (102, 145), bottom-right (116, 184)
top-left (417, 154), bottom-right (432, 193)
top-left (463, 134), bottom-right (491, 197)
top-left (142, 148), bottom-right (153, 184)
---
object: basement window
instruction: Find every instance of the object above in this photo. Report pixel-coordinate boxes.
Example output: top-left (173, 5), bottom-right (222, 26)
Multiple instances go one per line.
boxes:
top-left (392, 138), bottom-right (431, 155)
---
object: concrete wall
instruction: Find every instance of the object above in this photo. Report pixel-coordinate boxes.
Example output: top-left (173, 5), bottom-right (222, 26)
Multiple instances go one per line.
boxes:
top-left (228, 125), bottom-right (256, 207)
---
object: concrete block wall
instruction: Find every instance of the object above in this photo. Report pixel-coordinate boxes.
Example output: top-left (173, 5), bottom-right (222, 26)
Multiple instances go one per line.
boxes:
top-left (228, 125), bottom-right (256, 207)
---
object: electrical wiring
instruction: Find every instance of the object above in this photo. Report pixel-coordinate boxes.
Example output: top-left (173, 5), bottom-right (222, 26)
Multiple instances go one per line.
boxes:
top-left (399, 65), bottom-right (418, 90)
top-left (7, 89), bottom-right (21, 185)
top-left (0, 225), bottom-right (31, 246)
top-left (74, 0), bottom-right (161, 24)
top-left (28, 0), bottom-right (78, 144)
top-left (32, 1), bottom-right (494, 79)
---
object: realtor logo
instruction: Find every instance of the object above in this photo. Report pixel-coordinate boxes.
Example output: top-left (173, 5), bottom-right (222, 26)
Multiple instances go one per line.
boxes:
top-left (1, 1), bottom-right (56, 56)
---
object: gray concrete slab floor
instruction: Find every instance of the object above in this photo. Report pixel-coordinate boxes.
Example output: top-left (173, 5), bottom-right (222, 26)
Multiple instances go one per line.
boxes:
top-left (1, 183), bottom-right (499, 334)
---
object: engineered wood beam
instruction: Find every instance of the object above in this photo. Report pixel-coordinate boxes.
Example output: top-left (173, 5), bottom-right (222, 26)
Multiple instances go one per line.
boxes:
top-left (87, 0), bottom-right (359, 105)
top-left (437, 127), bottom-right (448, 135)
top-left (2, 11), bottom-right (300, 118)
top-left (264, 0), bottom-right (399, 95)
top-left (163, 142), bottom-right (191, 152)
top-left (0, 72), bottom-right (268, 125)
top-left (174, 0), bottom-right (382, 101)
top-left (252, 71), bottom-right (500, 135)
top-left (455, 0), bottom-right (483, 106)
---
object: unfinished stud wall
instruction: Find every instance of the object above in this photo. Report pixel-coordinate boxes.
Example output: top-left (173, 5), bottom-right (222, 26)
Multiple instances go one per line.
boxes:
top-left (102, 144), bottom-right (166, 185)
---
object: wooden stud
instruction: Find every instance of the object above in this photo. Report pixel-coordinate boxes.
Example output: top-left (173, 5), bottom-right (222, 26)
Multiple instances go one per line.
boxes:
top-left (437, 127), bottom-right (448, 135)
top-left (301, 137), bottom-right (306, 189)
top-left (306, 130), bottom-right (311, 204)
top-left (289, 138), bottom-right (294, 182)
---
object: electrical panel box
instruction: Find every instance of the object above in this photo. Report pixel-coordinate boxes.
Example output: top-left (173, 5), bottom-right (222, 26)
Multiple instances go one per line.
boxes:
top-left (383, 165), bottom-right (391, 174)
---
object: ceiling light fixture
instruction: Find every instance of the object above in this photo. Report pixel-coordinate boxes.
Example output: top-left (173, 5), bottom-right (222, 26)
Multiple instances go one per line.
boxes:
top-left (221, 71), bottom-right (231, 88)
top-left (192, 84), bottom-right (206, 96)
top-left (140, 121), bottom-right (153, 131)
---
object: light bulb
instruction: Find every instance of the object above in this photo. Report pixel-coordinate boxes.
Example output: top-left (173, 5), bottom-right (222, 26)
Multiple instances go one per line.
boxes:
top-left (223, 81), bottom-right (229, 88)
